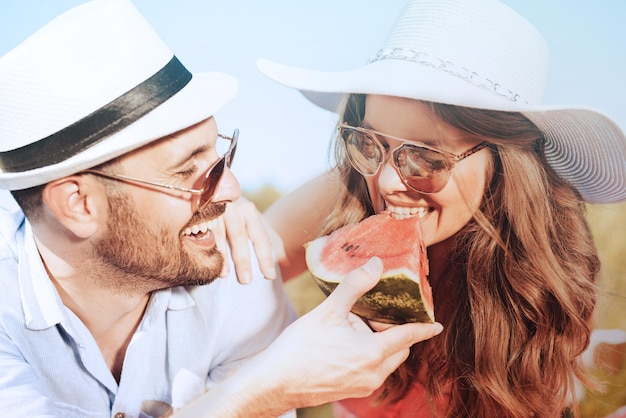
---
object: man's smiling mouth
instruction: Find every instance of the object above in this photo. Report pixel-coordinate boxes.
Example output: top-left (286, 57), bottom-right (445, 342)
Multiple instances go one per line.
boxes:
top-left (182, 218), bottom-right (219, 238)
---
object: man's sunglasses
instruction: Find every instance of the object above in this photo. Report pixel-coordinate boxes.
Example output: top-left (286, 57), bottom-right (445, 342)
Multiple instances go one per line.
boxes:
top-left (83, 129), bottom-right (238, 212)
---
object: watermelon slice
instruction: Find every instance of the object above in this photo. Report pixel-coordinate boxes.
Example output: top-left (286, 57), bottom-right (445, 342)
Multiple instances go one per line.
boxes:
top-left (305, 212), bottom-right (434, 324)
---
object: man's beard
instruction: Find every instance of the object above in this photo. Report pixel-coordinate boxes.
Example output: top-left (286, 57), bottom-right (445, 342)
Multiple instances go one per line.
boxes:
top-left (92, 193), bottom-right (224, 292)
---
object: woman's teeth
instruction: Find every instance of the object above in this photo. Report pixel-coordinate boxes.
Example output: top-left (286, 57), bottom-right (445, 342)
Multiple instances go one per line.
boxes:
top-left (386, 203), bottom-right (430, 219)
top-left (182, 219), bottom-right (218, 237)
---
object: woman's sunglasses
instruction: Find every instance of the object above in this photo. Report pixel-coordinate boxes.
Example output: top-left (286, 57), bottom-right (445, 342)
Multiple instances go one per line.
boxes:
top-left (339, 124), bottom-right (488, 194)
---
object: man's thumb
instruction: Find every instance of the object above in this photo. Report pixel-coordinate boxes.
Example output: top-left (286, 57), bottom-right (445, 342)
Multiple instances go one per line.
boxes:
top-left (324, 257), bottom-right (383, 313)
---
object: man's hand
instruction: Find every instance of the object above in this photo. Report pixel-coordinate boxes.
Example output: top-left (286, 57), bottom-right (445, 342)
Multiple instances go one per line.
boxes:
top-left (259, 257), bottom-right (443, 405)
top-left (171, 257), bottom-right (442, 418)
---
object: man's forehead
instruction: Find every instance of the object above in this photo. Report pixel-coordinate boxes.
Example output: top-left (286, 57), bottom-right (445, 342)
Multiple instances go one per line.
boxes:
top-left (118, 117), bottom-right (217, 164)
top-left (159, 117), bottom-right (217, 145)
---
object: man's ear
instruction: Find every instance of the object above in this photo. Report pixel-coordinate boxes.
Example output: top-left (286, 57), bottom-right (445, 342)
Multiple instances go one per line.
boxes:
top-left (42, 175), bottom-right (106, 239)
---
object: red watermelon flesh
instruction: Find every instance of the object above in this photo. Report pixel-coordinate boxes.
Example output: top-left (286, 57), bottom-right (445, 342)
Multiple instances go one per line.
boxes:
top-left (305, 212), bottom-right (434, 324)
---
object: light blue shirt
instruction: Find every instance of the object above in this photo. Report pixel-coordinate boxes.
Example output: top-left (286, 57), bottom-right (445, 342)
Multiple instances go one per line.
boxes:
top-left (0, 192), bottom-right (296, 418)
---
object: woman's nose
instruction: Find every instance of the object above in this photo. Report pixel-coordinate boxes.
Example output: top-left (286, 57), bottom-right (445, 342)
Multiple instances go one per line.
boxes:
top-left (377, 158), bottom-right (409, 194)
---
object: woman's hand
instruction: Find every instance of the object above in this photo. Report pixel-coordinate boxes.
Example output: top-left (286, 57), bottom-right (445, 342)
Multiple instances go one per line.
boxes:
top-left (220, 198), bottom-right (285, 283)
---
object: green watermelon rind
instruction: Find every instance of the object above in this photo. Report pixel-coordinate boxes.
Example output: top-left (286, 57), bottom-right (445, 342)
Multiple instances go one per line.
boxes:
top-left (305, 236), bottom-right (435, 325)
top-left (311, 274), bottom-right (434, 324)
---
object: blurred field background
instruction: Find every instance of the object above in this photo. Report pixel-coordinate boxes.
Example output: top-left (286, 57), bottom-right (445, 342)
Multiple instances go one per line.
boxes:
top-left (246, 186), bottom-right (626, 418)
top-left (581, 203), bottom-right (626, 417)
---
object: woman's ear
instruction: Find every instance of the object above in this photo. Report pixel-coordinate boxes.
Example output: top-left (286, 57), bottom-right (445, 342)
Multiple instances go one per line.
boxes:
top-left (42, 175), bottom-right (105, 239)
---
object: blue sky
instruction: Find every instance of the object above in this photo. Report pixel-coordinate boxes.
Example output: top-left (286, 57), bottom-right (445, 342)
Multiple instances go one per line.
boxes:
top-left (2, 1), bottom-right (625, 193)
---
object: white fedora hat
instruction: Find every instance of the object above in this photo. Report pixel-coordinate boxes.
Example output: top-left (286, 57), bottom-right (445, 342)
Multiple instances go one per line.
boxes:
top-left (258, 0), bottom-right (626, 204)
top-left (0, 0), bottom-right (237, 190)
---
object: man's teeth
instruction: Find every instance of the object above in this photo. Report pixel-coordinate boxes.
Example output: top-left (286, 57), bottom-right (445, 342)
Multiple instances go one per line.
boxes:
top-left (386, 203), bottom-right (430, 219)
top-left (182, 219), bottom-right (219, 236)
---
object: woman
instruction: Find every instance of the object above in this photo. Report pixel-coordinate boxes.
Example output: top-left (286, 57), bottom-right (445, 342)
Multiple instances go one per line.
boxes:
top-left (255, 0), bottom-right (626, 416)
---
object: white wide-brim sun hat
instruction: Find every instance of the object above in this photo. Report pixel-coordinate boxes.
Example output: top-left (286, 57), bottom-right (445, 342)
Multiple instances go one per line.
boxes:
top-left (0, 0), bottom-right (237, 191)
top-left (258, 0), bottom-right (626, 204)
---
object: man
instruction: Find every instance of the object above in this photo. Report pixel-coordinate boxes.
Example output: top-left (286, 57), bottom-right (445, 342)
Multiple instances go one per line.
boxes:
top-left (0, 1), bottom-right (442, 417)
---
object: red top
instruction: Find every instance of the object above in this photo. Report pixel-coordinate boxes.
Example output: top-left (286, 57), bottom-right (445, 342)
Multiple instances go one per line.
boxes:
top-left (332, 382), bottom-right (448, 418)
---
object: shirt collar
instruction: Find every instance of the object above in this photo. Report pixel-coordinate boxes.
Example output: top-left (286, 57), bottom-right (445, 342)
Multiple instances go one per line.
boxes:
top-left (19, 220), bottom-right (66, 330)
top-left (137, 287), bottom-right (195, 332)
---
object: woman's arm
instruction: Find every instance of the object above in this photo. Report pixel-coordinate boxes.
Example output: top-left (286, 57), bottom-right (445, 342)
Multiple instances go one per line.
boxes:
top-left (264, 170), bottom-right (342, 281)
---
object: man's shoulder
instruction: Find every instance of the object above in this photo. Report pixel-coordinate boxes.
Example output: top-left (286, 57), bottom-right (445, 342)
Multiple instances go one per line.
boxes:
top-left (0, 191), bottom-right (23, 300)
top-left (0, 253), bottom-right (22, 332)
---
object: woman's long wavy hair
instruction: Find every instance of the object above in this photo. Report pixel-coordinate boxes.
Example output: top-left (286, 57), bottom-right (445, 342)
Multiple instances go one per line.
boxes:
top-left (321, 94), bottom-right (600, 417)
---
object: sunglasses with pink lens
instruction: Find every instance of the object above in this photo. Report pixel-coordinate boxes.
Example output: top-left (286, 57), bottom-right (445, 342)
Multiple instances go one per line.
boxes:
top-left (83, 129), bottom-right (238, 211)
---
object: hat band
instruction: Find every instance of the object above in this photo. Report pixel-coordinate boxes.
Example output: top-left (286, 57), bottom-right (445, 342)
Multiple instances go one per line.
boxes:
top-left (368, 47), bottom-right (527, 104)
top-left (0, 56), bottom-right (192, 174)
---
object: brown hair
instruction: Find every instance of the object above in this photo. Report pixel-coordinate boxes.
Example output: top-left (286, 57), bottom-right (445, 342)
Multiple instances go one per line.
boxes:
top-left (323, 94), bottom-right (599, 417)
